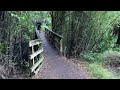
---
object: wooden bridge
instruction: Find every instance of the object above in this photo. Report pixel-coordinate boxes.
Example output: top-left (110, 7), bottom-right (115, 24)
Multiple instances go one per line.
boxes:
top-left (44, 26), bottom-right (63, 55)
top-left (31, 28), bottom-right (89, 79)
top-left (25, 24), bottom-right (89, 79)
top-left (27, 26), bottom-right (64, 75)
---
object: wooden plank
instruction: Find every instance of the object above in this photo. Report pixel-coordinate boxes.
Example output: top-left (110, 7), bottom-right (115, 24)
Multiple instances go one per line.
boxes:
top-left (30, 48), bottom-right (43, 59)
top-left (34, 62), bottom-right (43, 75)
top-left (30, 56), bottom-right (44, 72)
top-left (55, 38), bottom-right (60, 45)
top-left (29, 39), bottom-right (42, 47)
top-left (55, 43), bottom-right (60, 51)
top-left (32, 46), bottom-right (35, 65)
top-left (55, 43), bottom-right (60, 50)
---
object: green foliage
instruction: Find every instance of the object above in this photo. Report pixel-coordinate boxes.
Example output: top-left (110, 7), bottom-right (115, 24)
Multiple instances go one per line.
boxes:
top-left (81, 50), bottom-right (120, 79)
top-left (8, 11), bottom-right (51, 39)
top-left (80, 51), bottom-right (103, 63)
top-left (0, 43), bottom-right (4, 50)
top-left (0, 42), bottom-right (7, 54)
top-left (88, 63), bottom-right (115, 79)
top-left (112, 44), bottom-right (120, 51)
top-left (52, 11), bottom-right (120, 57)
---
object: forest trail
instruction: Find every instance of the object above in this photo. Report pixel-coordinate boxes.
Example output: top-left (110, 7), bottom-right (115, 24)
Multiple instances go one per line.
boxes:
top-left (32, 31), bottom-right (90, 79)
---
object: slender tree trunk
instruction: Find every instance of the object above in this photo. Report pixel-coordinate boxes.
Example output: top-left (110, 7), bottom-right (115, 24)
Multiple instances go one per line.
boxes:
top-left (117, 28), bottom-right (120, 45)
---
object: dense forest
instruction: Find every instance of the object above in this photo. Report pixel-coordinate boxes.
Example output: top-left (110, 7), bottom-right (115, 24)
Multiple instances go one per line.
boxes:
top-left (0, 11), bottom-right (51, 78)
top-left (0, 11), bottom-right (120, 79)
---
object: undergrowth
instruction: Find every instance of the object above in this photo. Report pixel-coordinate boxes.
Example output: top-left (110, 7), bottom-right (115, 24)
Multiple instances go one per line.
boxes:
top-left (80, 49), bottom-right (120, 79)
top-left (88, 63), bottom-right (115, 79)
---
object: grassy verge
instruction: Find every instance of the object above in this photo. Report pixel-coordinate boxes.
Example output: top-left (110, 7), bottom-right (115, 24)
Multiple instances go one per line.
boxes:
top-left (88, 63), bottom-right (116, 79)
top-left (80, 51), bottom-right (120, 79)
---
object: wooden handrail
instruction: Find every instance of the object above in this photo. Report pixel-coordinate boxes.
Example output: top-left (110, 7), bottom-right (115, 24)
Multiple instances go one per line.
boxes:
top-left (30, 56), bottom-right (44, 72)
top-left (44, 26), bottom-right (63, 38)
top-left (29, 48), bottom-right (43, 59)
top-left (44, 26), bottom-right (63, 55)
top-left (29, 39), bottom-right (42, 47)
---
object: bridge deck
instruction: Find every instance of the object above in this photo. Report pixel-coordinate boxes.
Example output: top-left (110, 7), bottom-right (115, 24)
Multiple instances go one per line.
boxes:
top-left (33, 31), bottom-right (90, 79)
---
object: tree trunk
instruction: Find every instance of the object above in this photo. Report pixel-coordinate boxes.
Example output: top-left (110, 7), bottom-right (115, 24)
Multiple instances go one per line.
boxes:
top-left (116, 28), bottom-right (120, 45)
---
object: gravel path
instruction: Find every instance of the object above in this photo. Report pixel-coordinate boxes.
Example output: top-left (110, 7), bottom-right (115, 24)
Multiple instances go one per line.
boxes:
top-left (33, 31), bottom-right (90, 79)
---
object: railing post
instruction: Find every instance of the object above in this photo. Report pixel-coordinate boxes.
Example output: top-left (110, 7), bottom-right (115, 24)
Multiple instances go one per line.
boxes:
top-left (60, 39), bottom-right (63, 55)
top-left (32, 46), bottom-right (34, 65)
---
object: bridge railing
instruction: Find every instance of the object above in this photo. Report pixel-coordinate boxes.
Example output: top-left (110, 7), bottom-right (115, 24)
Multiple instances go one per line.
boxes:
top-left (28, 39), bottom-right (44, 75)
top-left (44, 26), bottom-right (63, 55)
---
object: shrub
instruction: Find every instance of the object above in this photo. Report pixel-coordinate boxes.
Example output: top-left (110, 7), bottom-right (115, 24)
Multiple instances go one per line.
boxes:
top-left (80, 51), bottom-right (103, 63)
